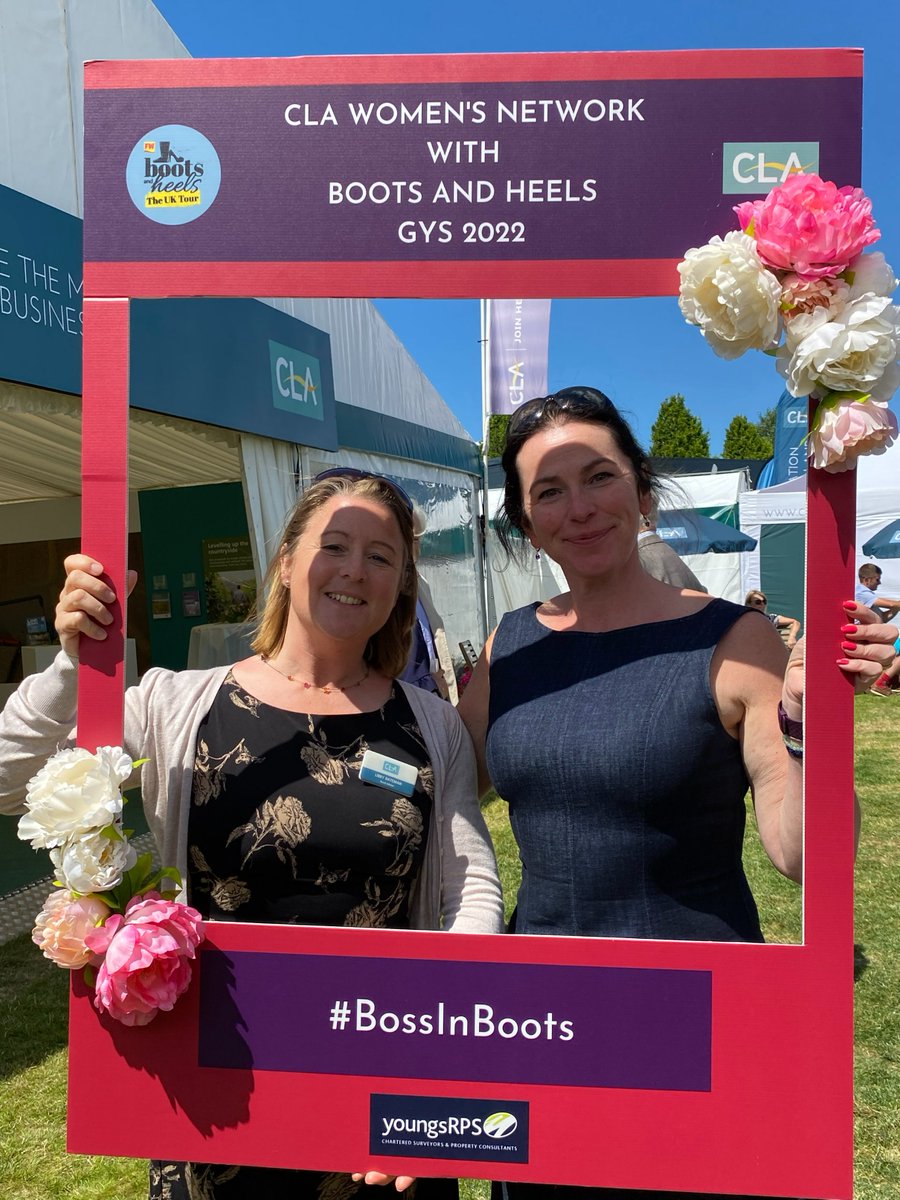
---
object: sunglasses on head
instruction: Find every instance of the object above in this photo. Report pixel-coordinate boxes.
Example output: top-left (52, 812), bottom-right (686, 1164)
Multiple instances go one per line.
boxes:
top-left (312, 467), bottom-right (414, 514)
top-left (508, 386), bottom-right (615, 437)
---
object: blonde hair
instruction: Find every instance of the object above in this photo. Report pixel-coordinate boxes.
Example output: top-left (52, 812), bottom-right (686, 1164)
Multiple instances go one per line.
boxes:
top-left (744, 590), bottom-right (767, 606)
top-left (251, 475), bottom-right (417, 677)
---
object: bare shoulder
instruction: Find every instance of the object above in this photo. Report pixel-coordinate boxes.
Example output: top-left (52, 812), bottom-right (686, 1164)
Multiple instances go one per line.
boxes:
top-left (711, 610), bottom-right (787, 730)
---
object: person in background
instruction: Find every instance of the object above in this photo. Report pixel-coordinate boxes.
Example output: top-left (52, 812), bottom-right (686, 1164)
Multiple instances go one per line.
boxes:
top-left (744, 590), bottom-right (801, 650)
top-left (869, 655), bottom-right (900, 697)
top-left (458, 385), bottom-right (896, 1200)
top-left (636, 502), bottom-right (707, 592)
top-left (0, 469), bottom-right (503, 1200)
top-left (400, 505), bottom-right (458, 702)
top-left (855, 563), bottom-right (900, 622)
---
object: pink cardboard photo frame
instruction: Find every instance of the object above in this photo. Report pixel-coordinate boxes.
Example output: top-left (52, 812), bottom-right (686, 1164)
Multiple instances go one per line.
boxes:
top-left (73, 49), bottom-right (862, 1196)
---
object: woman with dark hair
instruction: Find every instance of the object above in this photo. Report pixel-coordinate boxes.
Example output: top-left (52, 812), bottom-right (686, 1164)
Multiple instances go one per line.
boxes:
top-left (0, 469), bottom-right (503, 1200)
top-left (458, 386), bottom-right (895, 1200)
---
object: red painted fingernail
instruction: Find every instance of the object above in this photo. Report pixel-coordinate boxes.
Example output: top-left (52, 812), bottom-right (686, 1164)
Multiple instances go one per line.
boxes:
top-left (836, 658), bottom-right (850, 665)
top-left (842, 600), bottom-right (857, 609)
top-left (841, 641), bottom-right (856, 651)
top-left (840, 624), bottom-right (858, 633)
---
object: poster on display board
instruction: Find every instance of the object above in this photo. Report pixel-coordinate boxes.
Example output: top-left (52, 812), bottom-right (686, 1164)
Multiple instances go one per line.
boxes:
top-left (74, 49), bottom-right (862, 1197)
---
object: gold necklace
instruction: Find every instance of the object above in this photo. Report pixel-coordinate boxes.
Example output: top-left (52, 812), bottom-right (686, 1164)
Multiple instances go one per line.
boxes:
top-left (260, 655), bottom-right (370, 695)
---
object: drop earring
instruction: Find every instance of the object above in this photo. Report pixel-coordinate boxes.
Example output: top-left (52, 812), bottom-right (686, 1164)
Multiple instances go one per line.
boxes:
top-left (534, 548), bottom-right (542, 561)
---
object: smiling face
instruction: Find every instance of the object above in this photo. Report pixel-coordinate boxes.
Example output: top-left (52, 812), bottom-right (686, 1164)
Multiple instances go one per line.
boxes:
top-left (280, 494), bottom-right (408, 652)
top-left (515, 419), bottom-right (651, 582)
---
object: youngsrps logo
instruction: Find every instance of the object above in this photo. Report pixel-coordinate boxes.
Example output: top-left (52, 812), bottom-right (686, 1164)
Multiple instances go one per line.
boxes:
top-left (722, 142), bottom-right (819, 195)
top-left (126, 125), bottom-right (221, 225)
top-left (483, 1112), bottom-right (518, 1139)
top-left (370, 1094), bottom-right (529, 1163)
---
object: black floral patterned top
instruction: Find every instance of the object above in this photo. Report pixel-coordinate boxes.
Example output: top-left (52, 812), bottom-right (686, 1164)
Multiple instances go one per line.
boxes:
top-left (151, 679), bottom-right (453, 1200)
top-left (187, 671), bottom-right (434, 929)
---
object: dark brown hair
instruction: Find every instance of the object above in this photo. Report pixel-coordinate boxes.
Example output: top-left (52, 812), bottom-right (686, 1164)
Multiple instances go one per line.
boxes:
top-left (497, 386), bottom-right (659, 558)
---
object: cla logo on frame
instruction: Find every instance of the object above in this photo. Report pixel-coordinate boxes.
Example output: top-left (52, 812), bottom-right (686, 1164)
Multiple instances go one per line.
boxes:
top-left (722, 142), bottom-right (819, 194)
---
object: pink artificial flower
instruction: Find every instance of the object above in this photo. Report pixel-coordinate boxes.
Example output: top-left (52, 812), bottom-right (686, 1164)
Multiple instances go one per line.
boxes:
top-left (735, 174), bottom-right (880, 281)
top-left (809, 396), bottom-right (899, 473)
top-left (780, 273), bottom-right (848, 325)
top-left (31, 889), bottom-right (110, 969)
top-left (85, 892), bottom-right (204, 1026)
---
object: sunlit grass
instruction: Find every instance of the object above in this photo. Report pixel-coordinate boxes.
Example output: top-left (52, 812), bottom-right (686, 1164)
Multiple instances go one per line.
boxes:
top-left (2, 695), bottom-right (897, 1197)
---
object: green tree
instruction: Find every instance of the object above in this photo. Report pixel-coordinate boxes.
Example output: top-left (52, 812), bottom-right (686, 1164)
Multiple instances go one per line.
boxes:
top-left (649, 394), bottom-right (710, 457)
top-left (756, 406), bottom-right (776, 447)
top-left (722, 414), bottom-right (774, 459)
top-left (486, 413), bottom-right (511, 458)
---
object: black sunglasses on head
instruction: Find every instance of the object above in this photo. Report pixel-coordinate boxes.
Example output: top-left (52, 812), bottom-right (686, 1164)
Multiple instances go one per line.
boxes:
top-left (312, 467), bottom-right (414, 514)
top-left (507, 386), bottom-right (615, 437)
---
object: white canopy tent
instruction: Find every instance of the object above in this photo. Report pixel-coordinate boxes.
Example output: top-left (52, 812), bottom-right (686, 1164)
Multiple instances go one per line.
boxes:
top-left (657, 468), bottom-right (751, 602)
top-left (740, 439), bottom-right (900, 607)
top-left (0, 0), bottom-right (486, 667)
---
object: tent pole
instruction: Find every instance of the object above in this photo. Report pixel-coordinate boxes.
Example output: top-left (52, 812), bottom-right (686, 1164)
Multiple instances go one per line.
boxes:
top-left (480, 299), bottom-right (497, 641)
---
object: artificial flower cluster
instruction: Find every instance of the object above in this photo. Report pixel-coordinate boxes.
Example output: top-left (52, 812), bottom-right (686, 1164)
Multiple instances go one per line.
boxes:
top-left (19, 747), bottom-right (203, 1026)
top-left (678, 173), bottom-right (899, 472)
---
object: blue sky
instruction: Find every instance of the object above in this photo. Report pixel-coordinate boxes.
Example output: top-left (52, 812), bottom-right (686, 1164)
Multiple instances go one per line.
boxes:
top-left (152, 0), bottom-right (900, 449)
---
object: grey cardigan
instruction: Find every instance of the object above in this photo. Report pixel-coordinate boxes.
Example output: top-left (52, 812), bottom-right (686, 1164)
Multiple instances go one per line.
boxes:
top-left (0, 653), bottom-right (503, 934)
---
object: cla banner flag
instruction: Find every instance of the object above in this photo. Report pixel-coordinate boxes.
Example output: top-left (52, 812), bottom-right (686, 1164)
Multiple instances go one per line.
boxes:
top-left (770, 389), bottom-right (809, 485)
top-left (488, 299), bottom-right (551, 415)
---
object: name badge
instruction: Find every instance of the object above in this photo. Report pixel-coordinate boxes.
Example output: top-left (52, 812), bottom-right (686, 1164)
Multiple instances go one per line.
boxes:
top-left (359, 750), bottom-right (418, 797)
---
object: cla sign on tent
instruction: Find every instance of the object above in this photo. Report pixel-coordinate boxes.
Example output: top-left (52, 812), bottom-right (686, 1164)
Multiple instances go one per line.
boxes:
top-left (74, 49), bottom-right (862, 1198)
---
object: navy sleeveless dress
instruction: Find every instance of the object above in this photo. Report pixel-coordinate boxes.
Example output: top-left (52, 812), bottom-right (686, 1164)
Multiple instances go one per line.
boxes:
top-left (486, 601), bottom-right (789, 1200)
top-left (487, 598), bottom-right (763, 943)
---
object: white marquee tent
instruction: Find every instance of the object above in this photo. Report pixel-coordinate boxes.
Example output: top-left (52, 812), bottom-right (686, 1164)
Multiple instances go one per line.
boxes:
top-left (0, 0), bottom-right (486, 667)
top-left (739, 438), bottom-right (900, 622)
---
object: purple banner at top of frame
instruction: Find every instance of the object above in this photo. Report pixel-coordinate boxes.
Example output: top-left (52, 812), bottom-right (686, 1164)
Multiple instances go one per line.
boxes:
top-left (489, 299), bottom-right (551, 415)
top-left (83, 74), bottom-right (862, 265)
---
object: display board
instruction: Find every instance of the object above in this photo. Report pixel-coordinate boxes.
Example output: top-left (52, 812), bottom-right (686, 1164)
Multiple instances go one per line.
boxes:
top-left (74, 49), bottom-right (862, 1197)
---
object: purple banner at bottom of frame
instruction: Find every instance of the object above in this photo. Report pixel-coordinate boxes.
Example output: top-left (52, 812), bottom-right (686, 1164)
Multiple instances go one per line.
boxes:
top-left (198, 950), bottom-right (711, 1092)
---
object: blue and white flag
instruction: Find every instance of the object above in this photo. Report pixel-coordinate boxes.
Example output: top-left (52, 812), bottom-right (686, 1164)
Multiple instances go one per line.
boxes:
top-left (769, 389), bottom-right (808, 486)
top-left (487, 299), bottom-right (551, 415)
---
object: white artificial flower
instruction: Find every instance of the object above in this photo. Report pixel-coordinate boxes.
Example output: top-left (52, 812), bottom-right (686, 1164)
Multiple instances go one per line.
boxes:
top-left (49, 824), bottom-right (137, 894)
top-left (781, 253), bottom-right (897, 344)
top-left (677, 231), bottom-right (782, 360)
top-left (18, 746), bottom-right (134, 850)
top-left (846, 251), bottom-right (898, 301)
top-left (777, 292), bottom-right (900, 401)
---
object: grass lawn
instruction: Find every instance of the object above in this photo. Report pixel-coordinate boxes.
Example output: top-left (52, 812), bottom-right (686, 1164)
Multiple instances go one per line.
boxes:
top-left (1, 695), bottom-right (897, 1198)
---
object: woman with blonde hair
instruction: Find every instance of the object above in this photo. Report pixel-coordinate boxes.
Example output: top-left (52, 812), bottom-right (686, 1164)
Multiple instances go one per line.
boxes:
top-left (744, 589), bottom-right (801, 649)
top-left (0, 468), bottom-right (503, 1199)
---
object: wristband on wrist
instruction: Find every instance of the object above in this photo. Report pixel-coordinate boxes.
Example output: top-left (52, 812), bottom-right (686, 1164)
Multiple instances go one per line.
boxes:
top-left (777, 700), bottom-right (803, 760)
